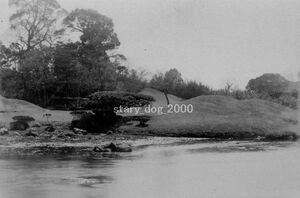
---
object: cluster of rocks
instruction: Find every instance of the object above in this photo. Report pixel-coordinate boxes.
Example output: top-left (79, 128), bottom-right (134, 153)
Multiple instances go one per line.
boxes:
top-left (93, 143), bottom-right (132, 153)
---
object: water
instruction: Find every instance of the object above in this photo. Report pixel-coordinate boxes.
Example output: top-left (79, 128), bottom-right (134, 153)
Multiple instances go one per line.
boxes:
top-left (0, 140), bottom-right (300, 198)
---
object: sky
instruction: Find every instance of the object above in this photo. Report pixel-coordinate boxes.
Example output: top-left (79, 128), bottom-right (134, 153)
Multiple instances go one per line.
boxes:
top-left (0, 0), bottom-right (299, 89)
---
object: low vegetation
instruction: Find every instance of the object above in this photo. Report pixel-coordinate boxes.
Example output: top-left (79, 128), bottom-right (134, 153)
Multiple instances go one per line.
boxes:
top-left (120, 93), bottom-right (298, 140)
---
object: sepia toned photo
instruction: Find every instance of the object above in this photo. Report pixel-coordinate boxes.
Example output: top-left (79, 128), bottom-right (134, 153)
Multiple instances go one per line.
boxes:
top-left (0, 0), bottom-right (299, 197)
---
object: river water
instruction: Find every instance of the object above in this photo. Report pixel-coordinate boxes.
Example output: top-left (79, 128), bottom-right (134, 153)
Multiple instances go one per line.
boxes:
top-left (0, 140), bottom-right (300, 198)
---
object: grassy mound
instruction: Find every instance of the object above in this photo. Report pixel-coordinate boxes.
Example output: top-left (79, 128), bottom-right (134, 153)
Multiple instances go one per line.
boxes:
top-left (0, 95), bottom-right (72, 127)
top-left (120, 95), bottom-right (299, 140)
top-left (0, 95), bottom-right (44, 112)
top-left (139, 88), bottom-right (182, 107)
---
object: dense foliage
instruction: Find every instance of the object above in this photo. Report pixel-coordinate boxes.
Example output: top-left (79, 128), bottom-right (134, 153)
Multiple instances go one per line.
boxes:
top-left (246, 73), bottom-right (298, 109)
top-left (86, 91), bottom-right (154, 111)
top-left (149, 68), bottom-right (211, 99)
top-left (0, 1), bottom-right (298, 110)
top-left (0, 0), bottom-right (148, 107)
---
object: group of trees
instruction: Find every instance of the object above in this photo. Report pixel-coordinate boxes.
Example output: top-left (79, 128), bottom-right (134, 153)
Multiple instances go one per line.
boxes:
top-left (211, 73), bottom-right (298, 109)
top-left (246, 73), bottom-right (298, 109)
top-left (149, 70), bottom-right (298, 109)
top-left (0, 0), bottom-right (145, 107)
top-left (149, 68), bottom-right (211, 100)
top-left (0, 0), bottom-right (297, 110)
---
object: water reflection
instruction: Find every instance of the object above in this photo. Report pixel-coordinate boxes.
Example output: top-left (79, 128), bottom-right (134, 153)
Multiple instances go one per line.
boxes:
top-left (0, 140), bottom-right (299, 198)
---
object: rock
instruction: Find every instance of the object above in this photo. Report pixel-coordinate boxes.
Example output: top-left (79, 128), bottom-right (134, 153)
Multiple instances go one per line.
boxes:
top-left (288, 135), bottom-right (295, 141)
top-left (32, 123), bottom-right (41, 128)
top-left (10, 121), bottom-right (29, 131)
top-left (10, 116), bottom-right (36, 131)
top-left (103, 148), bottom-right (111, 152)
top-left (104, 142), bottom-right (118, 151)
top-left (73, 128), bottom-right (88, 135)
top-left (57, 133), bottom-right (65, 138)
top-left (25, 130), bottom-right (38, 137)
top-left (65, 133), bottom-right (76, 138)
top-left (104, 142), bottom-right (132, 152)
top-left (256, 136), bottom-right (264, 141)
top-left (93, 143), bottom-right (132, 153)
top-left (135, 120), bottom-right (148, 127)
top-left (0, 128), bottom-right (9, 136)
top-left (13, 132), bottom-right (20, 136)
top-left (92, 146), bottom-right (111, 153)
top-left (93, 146), bottom-right (104, 152)
top-left (45, 125), bottom-right (55, 132)
top-left (42, 123), bottom-right (53, 127)
top-left (115, 146), bottom-right (132, 152)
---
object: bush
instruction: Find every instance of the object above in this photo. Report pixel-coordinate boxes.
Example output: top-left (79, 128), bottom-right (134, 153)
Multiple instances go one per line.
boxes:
top-left (12, 116), bottom-right (35, 122)
top-left (85, 91), bottom-right (155, 111)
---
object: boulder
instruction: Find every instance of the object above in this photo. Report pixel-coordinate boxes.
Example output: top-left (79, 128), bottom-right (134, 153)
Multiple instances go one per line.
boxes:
top-left (57, 133), bottom-right (65, 138)
top-left (93, 143), bottom-right (132, 153)
top-left (73, 128), bottom-right (88, 135)
top-left (93, 146), bottom-right (104, 152)
top-left (25, 130), bottom-right (38, 137)
top-left (45, 125), bottom-right (55, 132)
top-left (10, 115), bottom-right (35, 131)
top-left (0, 128), bottom-right (9, 136)
top-left (64, 133), bottom-right (77, 138)
top-left (10, 121), bottom-right (29, 131)
top-left (32, 123), bottom-right (41, 128)
top-left (135, 120), bottom-right (148, 127)
top-left (104, 142), bottom-right (132, 152)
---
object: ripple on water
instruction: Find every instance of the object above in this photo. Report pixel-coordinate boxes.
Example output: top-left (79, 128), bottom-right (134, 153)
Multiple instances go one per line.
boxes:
top-left (186, 141), bottom-right (295, 153)
top-left (78, 175), bottom-right (113, 187)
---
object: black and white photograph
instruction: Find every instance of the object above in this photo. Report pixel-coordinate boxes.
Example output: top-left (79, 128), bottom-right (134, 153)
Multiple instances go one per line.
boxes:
top-left (0, 0), bottom-right (300, 197)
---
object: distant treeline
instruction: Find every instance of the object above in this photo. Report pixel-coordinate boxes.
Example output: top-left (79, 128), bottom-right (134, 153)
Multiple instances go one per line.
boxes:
top-left (148, 69), bottom-right (298, 109)
top-left (0, 0), bottom-right (298, 109)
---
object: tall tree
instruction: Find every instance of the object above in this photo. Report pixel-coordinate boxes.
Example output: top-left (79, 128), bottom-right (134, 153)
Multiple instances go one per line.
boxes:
top-left (63, 9), bottom-right (120, 51)
top-left (150, 69), bottom-right (183, 104)
top-left (164, 68), bottom-right (183, 92)
top-left (62, 9), bottom-right (121, 92)
top-left (9, 0), bottom-right (66, 52)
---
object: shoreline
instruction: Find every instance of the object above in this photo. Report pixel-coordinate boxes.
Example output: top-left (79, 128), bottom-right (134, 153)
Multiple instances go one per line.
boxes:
top-left (0, 121), bottom-right (298, 157)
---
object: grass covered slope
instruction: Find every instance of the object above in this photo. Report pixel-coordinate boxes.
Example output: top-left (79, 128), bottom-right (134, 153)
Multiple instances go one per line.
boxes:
top-left (120, 95), bottom-right (299, 140)
top-left (139, 88), bottom-right (182, 107)
top-left (0, 95), bottom-right (72, 127)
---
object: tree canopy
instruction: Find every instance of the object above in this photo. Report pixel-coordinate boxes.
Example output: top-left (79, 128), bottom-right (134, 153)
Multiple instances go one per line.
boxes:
top-left (63, 9), bottom-right (120, 51)
top-left (9, 0), bottom-right (66, 51)
top-left (85, 91), bottom-right (155, 112)
top-left (1, 2), bottom-right (143, 107)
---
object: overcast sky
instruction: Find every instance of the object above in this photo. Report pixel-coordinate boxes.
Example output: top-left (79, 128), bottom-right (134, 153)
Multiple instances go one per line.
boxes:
top-left (0, 0), bottom-right (299, 89)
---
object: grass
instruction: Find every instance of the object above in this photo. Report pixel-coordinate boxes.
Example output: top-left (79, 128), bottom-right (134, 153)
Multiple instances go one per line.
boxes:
top-left (1, 90), bottom-right (298, 140)
top-left (0, 95), bottom-right (72, 128)
top-left (120, 93), bottom-right (299, 140)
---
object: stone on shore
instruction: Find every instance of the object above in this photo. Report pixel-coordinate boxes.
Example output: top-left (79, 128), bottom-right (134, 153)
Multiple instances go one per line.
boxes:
top-left (103, 143), bottom-right (132, 152)
top-left (93, 143), bottom-right (132, 153)
top-left (45, 125), bottom-right (55, 132)
top-left (10, 121), bottom-right (29, 131)
top-left (73, 128), bottom-right (88, 135)
top-left (25, 130), bottom-right (38, 137)
top-left (0, 128), bottom-right (9, 136)
top-left (9, 115), bottom-right (36, 131)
